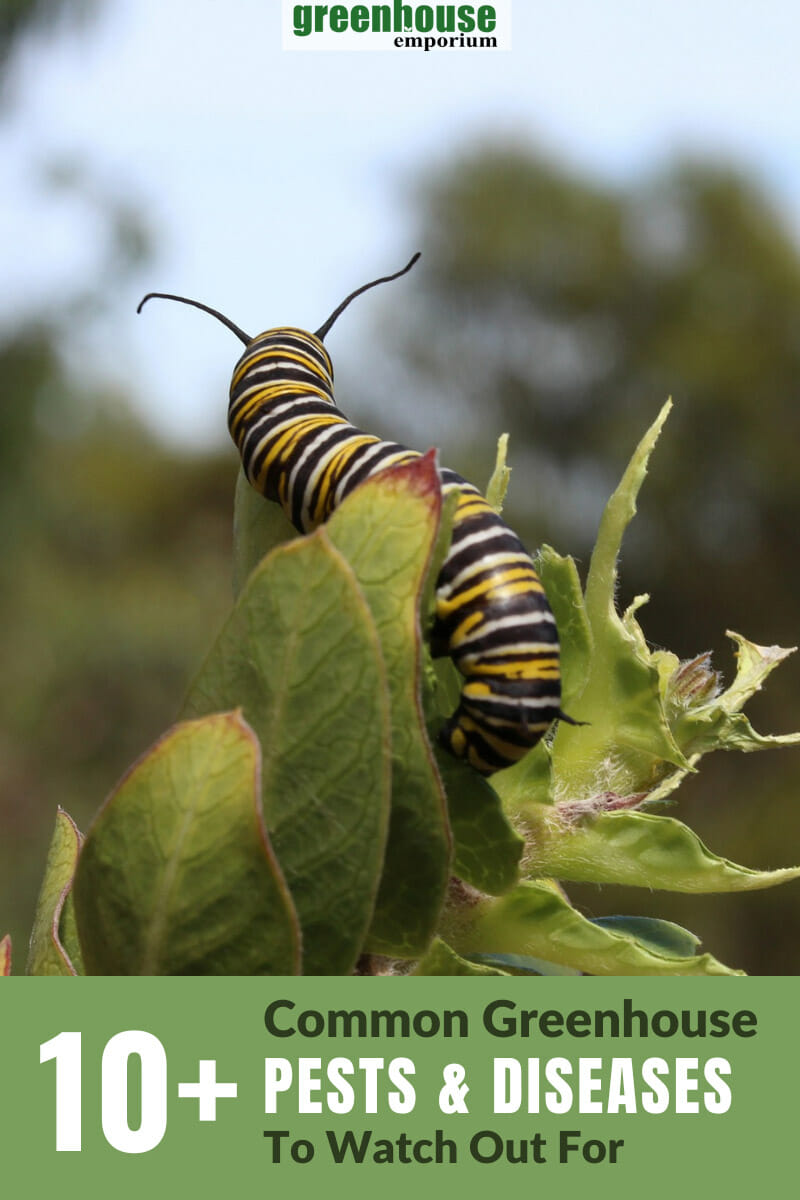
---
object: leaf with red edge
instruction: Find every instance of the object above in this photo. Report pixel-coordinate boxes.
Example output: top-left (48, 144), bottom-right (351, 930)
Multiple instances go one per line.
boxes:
top-left (73, 712), bottom-right (301, 975)
top-left (26, 808), bottom-right (83, 976)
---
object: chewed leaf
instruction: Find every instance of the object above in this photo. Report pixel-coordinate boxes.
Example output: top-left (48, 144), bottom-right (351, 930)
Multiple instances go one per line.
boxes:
top-left (519, 805), bottom-right (800, 893)
top-left (73, 713), bottom-right (301, 975)
top-left (452, 880), bottom-right (741, 976)
top-left (26, 808), bottom-right (83, 976)
top-left (412, 937), bottom-right (509, 976)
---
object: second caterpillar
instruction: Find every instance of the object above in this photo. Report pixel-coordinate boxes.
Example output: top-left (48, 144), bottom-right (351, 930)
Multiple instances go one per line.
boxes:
top-left (138, 255), bottom-right (564, 775)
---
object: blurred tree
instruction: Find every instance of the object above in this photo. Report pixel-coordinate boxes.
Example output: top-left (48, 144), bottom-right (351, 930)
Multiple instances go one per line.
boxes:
top-left (384, 150), bottom-right (800, 644)
top-left (0, 0), bottom-right (238, 965)
top-left (0, 366), bottom-right (235, 959)
top-left (361, 144), bottom-right (800, 972)
top-left (0, 261), bottom-right (238, 966)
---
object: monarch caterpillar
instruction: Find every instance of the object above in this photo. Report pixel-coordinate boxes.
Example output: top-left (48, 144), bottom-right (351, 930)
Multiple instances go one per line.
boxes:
top-left (138, 255), bottom-right (566, 775)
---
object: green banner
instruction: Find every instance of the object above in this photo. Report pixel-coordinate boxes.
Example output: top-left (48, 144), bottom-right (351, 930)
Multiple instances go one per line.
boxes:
top-left (1, 977), bottom-right (793, 1195)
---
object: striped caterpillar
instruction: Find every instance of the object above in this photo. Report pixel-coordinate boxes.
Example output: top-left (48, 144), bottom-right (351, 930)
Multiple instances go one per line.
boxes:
top-left (138, 255), bottom-right (565, 774)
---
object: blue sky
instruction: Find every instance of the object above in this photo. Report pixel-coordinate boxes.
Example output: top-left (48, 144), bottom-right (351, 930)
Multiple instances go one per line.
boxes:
top-left (3, 0), bottom-right (800, 445)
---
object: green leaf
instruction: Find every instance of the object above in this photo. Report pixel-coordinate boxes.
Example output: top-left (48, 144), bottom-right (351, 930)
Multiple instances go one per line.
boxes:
top-left (183, 532), bottom-right (391, 975)
top-left (485, 433), bottom-right (511, 513)
top-left (73, 713), bottom-right (301, 975)
top-left (428, 653), bottom-right (463, 713)
top-left (58, 890), bottom-right (84, 975)
top-left (499, 410), bottom-right (800, 912)
top-left (713, 631), bottom-right (795, 712)
top-left (519, 806), bottom-right (800, 892)
top-left (583, 400), bottom-right (671, 630)
top-left (449, 879), bottom-right (742, 976)
top-left (550, 400), bottom-right (692, 800)
top-left (668, 632), bottom-right (800, 759)
top-left (468, 952), bottom-right (581, 976)
top-left (492, 739), bottom-right (554, 811)
top-left (420, 479), bottom-right (460, 636)
top-left (232, 467), bottom-right (296, 597)
top-left (423, 637), bottom-right (524, 894)
top-left (433, 750), bottom-right (523, 893)
top-left (0, 935), bottom-right (11, 976)
top-left (590, 916), bottom-right (700, 958)
top-left (412, 937), bottom-right (509, 976)
top-left (326, 455), bottom-right (452, 957)
top-left (536, 544), bottom-right (593, 717)
top-left (26, 808), bottom-right (83, 976)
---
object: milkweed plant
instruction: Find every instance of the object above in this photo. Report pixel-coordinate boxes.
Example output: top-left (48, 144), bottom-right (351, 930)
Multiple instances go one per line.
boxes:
top-left (9, 400), bottom-right (800, 979)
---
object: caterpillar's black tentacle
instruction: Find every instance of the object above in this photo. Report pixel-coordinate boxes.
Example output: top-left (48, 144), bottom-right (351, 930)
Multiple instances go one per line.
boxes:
top-left (314, 252), bottom-right (420, 341)
top-left (137, 292), bottom-right (252, 346)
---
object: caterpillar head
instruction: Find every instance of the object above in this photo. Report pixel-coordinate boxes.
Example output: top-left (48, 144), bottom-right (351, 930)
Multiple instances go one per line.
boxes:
top-left (137, 255), bottom-right (420, 468)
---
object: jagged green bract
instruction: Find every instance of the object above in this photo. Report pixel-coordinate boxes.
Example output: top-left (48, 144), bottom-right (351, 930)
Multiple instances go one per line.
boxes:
top-left (490, 403), bottom-right (800, 918)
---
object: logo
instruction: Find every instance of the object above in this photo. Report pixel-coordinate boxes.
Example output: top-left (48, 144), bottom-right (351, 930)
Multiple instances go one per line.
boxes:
top-left (281, 2), bottom-right (512, 52)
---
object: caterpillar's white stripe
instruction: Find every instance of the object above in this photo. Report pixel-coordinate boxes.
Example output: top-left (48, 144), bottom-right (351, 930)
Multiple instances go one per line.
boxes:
top-left (456, 610), bottom-right (556, 647)
top-left (437, 546), bottom-right (533, 599)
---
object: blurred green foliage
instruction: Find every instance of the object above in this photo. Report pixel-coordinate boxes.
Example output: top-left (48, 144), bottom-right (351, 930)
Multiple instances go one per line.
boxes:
top-left (0, 328), bottom-right (236, 963)
top-left (387, 149), bottom-right (800, 659)
top-left (362, 145), bottom-right (800, 972)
